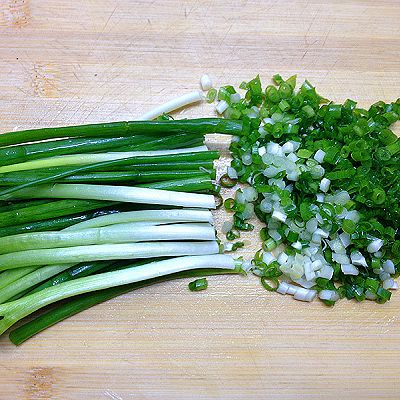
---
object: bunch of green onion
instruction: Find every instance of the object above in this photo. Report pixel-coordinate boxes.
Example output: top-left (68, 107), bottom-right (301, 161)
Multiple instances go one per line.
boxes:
top-left (0, 116), bottom-right (248, 344)
top-left (211, 74), bottom-right (399, 305)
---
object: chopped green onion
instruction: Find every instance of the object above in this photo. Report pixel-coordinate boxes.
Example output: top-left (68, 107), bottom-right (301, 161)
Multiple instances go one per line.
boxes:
top-left (188, 278), bottom-right (208, 291)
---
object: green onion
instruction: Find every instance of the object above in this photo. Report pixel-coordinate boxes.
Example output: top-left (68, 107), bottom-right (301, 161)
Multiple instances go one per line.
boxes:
top-left (0, 147), bottom-right (209, 174)
top-left (188, 278), bottom-right (208, 291)
top-left (0, 254), bottom-right (238, 335)
top-left (0, 241), bottom-right (220, 270)
top-left (0, 199), bottom-right (114, 228)
top-left (0, 205), bottom-right (132, 238)
top-left (0, 264), bottom-right (75, 304)
top-left (2, 183), bottom-right (216, 208)
top-left (0, 223), bottom-right (216, 254)
top-left (9, 266), bottom-right (240, 345)
top-left (0, 267), bottom-right (39, 291)
top-left (63, 209), bottom-right (214, 231)
top-left (0, 118), bottom-right (248, 147)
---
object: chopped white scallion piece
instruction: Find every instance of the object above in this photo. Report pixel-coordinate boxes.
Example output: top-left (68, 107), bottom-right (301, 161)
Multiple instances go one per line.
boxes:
top-left (260, 199), bottom-right (272, 213)
top-left (318, 265), bottom-right (334, 280)
top-left (281, 142), bottom-right (295, 153)
top-left (241, 153), bottom-right (252, 165)
top-left (328, 239), bottom-right (346, 254)
top-left (289, 141), bottom-right (301, 151)
top-left (243, 187), bottom-right (258, 202)
top-left (293, 278), bottom-right (316, 289)
top-left (224, 242), bottom-right (234, 252)
top-left (379, 272), bottom-right (391, 281)
top-left (277, 252), bottom-right (289, 265)
top-left (258, 146), bottom-right (266, 156)
top-left (227, 166), bottom-right (238, 180)
top-left (230, 93), bottom-right (241, 103)
top-left (333, 191), bottom-right (351, 205)
top-left (314, 228), bottom-right (329, 238)
top-left (292, 241), bottom-right (302, 250)
top-left (293, 287), bottom-right (317, 302)
top-left (339, 232), bottom-right (351, 248)
top-left (332, 253), bottom-right (351, 265)
top-left (286, 152), bottom-right (299, 163)
top-left (272, 210), bottom-right (287, 223)
top-left (319, 289), bottom-right (339, 302)
top-left (200, 74), bottom-right (213, 91)
top-left (266, 142), bottom-right (283, 156)
top-left (365, 290), bottom-right (378, 300)
top-left (319, 177), bottom-right (331, 193)
top-left (345, 210), bottom-right (360, 223)
top-left (216, 100), bottom-right (229, 114)
top-left (286, 284), bottom-right (298, 295)
top-left (341, 264), bottom-right (359, 275)
top-left (263, 252), bottom-right (276, 265)
top-left (263, 117), bottom-right (275, 125)
top-left (269, 229), bottom-right (282, 242)
top-left (367, 238), bottom-right (384, 253)
top-left (241, 260), bottom-right (252, 272)
top-left (139, 91), bottom-right (204, 120)
top-left (383, 278), bottom-right (398, 290)
top-left (276, 281), bottom-right (290, 295)
top-left (311, 260), bottom-right (323, 271)
top-left (313, 149), bottom-right (326, 163)
top-left (221, 220), bottom-right (233, 234)
top-left (350, 251), bottom-right (368, 268)
top-left (235, 190), bottom-right (246, 204)
top-left (382, 259), bottom-right (395, 275)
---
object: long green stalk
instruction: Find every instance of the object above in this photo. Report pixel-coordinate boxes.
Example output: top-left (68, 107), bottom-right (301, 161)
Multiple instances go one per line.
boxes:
top-left (63, 209), bottom-right (213, 231)
top-left (9, 266), bottom-right (241, 345)
top-left (0, 170), bottom-right (212, 186)
top-left (137, 177), bottom-right (215, 192)
top-left (0, 267), bottom-right (39, 290)
top-left (0, 135), bottom-right (152, 167)
top-left (2, 183), bottom-right (216, 208)
top-left (0, 118), bottom-right (247, 146)
top-left (99, 161), bottom-right (214, 172)
top-left (0, 131), bottom-right (204, 169)
top-left (0, 241), bottom-right (220, 270)
top-left (0, 199), bottom-right (114, 228)
top-left (27, 260), bottom-right (117, 296)
top-left (0, 223), bottom-right (216, 253)
top-left (0, 206), bottom-right (128, 238)
top-left (0, 150), bottom-right (219, 175)
top-left (0, 264), bottom-right (74, 304)
top-left (43, 160), bottom-right (215, 174)
top-left (0, 199), bottom-right (53, 213)
top-left (0, 254), bottom-right (237, 335)
top-left (0, 146), bottom-right (209, 174)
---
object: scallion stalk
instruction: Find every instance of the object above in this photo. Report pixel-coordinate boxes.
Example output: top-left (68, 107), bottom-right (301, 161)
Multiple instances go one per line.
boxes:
top-left (0, 223), bottom-right (216, 253)
top-left (0, 254), bottom-right (238, 335)
top-left (9, 265), bottom-right (240, 345)
top-left (0, 241), bottom-right (220, 270)
top-left (0, 118), bottom-right (247, 147)
top-left (2, 183), bottom-right (216, 208)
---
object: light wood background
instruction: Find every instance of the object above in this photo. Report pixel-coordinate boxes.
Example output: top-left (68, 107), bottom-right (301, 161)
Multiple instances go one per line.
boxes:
top-left (0, 0), bottom-right (399, 399)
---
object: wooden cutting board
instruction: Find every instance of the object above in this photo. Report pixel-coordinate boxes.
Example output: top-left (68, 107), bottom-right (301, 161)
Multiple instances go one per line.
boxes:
top-left (0, 1), bottom-right (399, 398)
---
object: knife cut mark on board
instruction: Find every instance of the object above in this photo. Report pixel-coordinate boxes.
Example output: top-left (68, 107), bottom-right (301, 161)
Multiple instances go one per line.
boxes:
top-left (0, 0), bottom-right (30, 27)
top-left (24, 367), bottom-right (55, 400)
top-left (31, 63), bottom-right (60, 98)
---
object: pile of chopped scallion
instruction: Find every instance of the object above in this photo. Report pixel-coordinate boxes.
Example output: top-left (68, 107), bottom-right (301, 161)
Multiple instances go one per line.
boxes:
top-left (212, 74), bottom-right (399, 305)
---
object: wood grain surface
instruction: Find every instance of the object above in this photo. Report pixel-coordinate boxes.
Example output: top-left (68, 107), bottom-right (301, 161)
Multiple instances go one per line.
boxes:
top-left (0, 1), bottom-right (399, 399)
